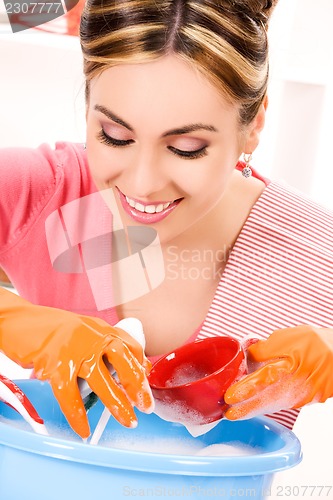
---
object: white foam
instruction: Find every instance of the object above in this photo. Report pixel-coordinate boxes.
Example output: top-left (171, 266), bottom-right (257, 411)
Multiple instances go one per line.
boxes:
top-left (153, 399), bottom-right (204, 426)
top-left (0, 416), bottom-right (260, 457)
top-left (165, 364), bottom-right (208, 387)
top-left (0, 415), bottom-right (76, 440)
top-left (100, 434), bottom-right (260, 456)
top-left (152, 400), bottom-right (222, 437)
top-left (195, 442), bottom-right (260, 457)
top-left (101, 434), bottom-right (204, 455)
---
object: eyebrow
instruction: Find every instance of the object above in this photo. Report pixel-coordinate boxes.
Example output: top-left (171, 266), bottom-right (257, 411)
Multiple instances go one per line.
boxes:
top-left (162, 124), bottom-right (218, 137)
top-left (94, 105), bottom-right (134, 131)
top-left (94, 104), bottom-right (218, 137)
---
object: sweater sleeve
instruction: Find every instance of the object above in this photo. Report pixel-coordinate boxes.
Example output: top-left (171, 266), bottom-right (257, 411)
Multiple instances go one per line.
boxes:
top-left (0, 143), bottom-right (85, 252)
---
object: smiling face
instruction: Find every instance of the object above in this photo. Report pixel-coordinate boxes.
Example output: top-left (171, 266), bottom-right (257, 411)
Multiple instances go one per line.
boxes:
top-left (86, 55), bottom-right (262, 243)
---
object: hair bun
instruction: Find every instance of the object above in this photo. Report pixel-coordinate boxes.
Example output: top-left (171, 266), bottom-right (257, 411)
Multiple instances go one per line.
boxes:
top-left (228, 0), bottom-right (279, 27)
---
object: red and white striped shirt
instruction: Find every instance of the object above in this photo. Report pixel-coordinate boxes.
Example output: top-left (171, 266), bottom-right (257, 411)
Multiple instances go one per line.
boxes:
top-left (196, 180), bottom-right (333, 428)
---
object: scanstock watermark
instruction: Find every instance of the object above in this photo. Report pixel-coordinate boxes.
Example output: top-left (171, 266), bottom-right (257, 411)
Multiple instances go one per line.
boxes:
top-left (122, 485), bottom-right (333, 497)
top-left (4, 0), bottom-right (80, 32)
top-left (45, 189), bottom-right (165, 310)
top-left (122, 486), bottom-right (273, 497)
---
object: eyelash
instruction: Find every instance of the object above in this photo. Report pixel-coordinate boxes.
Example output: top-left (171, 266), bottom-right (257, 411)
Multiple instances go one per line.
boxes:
top-left (167, 145), bottom-right (207, 160)
top-left (97, 129), bottom-right (208, 160)
top-left (98, 129), bottom-right (134, 147)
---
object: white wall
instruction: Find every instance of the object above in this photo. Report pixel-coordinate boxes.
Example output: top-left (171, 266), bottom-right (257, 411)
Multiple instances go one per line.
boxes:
top-left (0, 23), bottom-right (85, 147)
top-left (1, 1), bottom-right (333, 497)
top-left (255, 0), bottom-right (333, 210)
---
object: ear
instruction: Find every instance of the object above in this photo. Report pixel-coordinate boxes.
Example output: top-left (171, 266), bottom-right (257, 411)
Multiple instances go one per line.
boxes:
top-left (243, 95), bottom-right (268, 154)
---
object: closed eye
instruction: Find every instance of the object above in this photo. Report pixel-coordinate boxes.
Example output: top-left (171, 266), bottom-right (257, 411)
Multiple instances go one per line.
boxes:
top-left (97, 128), bottom-right (207, 159)
top-left (97, 129), bottom-right (134, 147)
top-left (167, 145), bottom-right (207, 160)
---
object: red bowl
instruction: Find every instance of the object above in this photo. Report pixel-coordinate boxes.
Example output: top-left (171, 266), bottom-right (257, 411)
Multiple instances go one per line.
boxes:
top-left (148, 336), bottom-right (246, 425)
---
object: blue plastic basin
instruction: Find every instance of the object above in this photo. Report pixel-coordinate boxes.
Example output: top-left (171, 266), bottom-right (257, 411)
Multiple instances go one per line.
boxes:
top-left (0, 380), bottom-right (302, 499)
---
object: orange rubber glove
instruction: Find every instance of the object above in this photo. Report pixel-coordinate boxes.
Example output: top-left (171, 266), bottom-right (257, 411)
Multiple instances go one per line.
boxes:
top-left (0, 287), bottom-right (154, 438)
top-left (224, 325), bottom-right (333, 420)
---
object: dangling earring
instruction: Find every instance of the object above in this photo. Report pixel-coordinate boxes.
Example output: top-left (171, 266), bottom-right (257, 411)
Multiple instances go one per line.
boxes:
top-left (83, 143), bottom-right (87, 150)
top-left (242, 153), bottom-right (252, 178)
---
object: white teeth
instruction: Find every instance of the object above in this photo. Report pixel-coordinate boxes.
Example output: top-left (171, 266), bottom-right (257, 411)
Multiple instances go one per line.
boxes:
top-left (135, 203), bottom-right (145, 212)
top-left (126, 196), bottom-right (136, 208)
top-left (125, 196), bottom-right (173, 214)
top-left (144, 205), bottom-right (157, 214)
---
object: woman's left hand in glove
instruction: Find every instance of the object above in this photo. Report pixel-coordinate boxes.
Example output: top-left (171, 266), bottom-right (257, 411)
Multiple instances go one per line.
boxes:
top-left (224, 325), bottom-right (333, 420)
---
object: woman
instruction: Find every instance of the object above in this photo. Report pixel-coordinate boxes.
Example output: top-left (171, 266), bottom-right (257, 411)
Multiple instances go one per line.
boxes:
top-left (0, 0), bottom-right (332, 437)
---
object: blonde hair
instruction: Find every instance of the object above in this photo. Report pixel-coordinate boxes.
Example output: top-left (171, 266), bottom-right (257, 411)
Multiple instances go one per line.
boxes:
top-left (80, 0), bottom-right (278, 125)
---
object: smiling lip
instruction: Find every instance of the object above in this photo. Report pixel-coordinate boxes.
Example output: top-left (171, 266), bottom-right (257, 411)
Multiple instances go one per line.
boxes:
top-left (117, 189), bottom-right (182, 224)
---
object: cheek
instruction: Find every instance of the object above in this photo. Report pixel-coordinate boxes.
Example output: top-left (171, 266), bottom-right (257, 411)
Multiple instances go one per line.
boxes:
top-left (86, 120), bottom-right (125, 184)
top-left (86, 145), bottom-right (125, 185)
top-left (184, 160), bottom-right (231, 197)
top-left (184, 160), bottom-right (234, 212)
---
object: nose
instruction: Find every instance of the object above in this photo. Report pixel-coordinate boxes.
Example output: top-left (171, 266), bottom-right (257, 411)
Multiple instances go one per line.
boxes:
top-left (125, 147), bottom-right (168, 199)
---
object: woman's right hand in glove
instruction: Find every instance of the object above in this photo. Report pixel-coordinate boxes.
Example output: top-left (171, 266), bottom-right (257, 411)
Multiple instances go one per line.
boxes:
top-left (0, 287), bottom-right (154, 438)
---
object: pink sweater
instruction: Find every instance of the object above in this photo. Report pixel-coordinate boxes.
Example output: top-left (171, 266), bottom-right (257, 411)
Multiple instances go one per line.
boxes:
top-left (1, 142), bottom-right (333, 429)
top-left (1, 142), bottom-right (116, 325)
